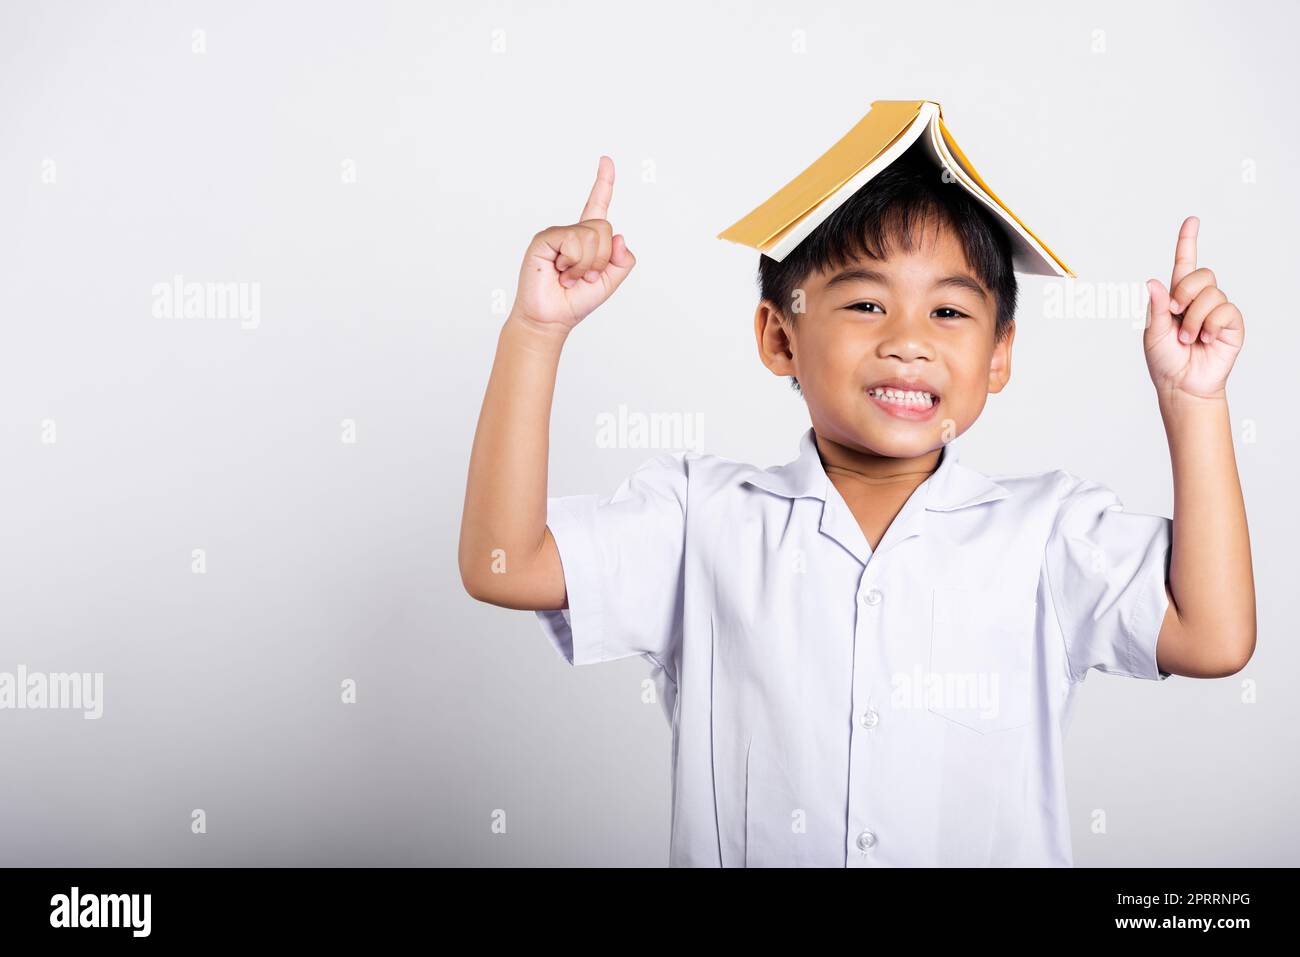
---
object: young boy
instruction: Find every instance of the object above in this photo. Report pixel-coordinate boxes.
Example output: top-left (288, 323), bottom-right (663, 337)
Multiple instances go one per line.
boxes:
top-left (458, 151), bottom-right (1255, 867)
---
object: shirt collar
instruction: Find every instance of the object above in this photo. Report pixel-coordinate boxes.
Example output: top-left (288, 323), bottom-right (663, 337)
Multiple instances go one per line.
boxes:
top-left (742, 426), bottom-right (1011, 565)
top-left (742, 426), bottom-right (1010, 512)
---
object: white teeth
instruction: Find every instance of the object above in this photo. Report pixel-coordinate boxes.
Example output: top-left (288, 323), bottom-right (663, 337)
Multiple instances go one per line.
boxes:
top-left (869, 387), bottom-right (936, 407)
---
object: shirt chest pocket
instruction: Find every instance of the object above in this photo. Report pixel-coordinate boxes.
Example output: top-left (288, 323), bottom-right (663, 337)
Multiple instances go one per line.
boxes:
top-left (927, 587), bottom-right (1036, 735)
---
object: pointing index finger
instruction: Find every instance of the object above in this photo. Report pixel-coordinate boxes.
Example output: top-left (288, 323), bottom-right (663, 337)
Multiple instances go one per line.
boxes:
top-left (580, 155), bottom-right (615, 222)
top-left (1170, 215), bottom-right (1200, 291)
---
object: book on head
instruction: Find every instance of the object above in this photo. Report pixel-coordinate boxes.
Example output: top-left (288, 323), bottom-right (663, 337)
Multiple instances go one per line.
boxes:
top-left (717, 99), bottom-right (1075, 278)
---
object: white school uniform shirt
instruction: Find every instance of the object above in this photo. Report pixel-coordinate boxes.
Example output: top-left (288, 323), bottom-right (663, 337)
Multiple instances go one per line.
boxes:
top-left (535, 426), bottom-right (1172, 867)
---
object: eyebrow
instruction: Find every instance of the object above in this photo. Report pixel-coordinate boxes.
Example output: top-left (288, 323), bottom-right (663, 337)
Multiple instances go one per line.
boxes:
top-left (823, 267), bottom-right (989, 302)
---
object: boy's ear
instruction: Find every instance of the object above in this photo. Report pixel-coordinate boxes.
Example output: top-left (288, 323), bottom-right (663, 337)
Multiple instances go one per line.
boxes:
top-left (754, 300), bottom-right (796, 378)
top-left (986, 319), bottom-right (1015, 394)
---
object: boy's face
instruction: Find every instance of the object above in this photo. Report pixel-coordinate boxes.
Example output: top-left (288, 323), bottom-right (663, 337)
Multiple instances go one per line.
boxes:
top-left (756, 219), bottom-right (1014, 464)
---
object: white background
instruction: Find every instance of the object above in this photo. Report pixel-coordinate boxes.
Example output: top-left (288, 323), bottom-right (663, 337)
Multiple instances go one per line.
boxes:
top-left (0, 0), bottom-right (1294, 865)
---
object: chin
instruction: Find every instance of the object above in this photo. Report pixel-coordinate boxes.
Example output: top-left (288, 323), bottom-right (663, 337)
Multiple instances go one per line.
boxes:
top-left (819, 422), bottom-right (938, 460)
top-left (863, 433), bottom-right (943, 459)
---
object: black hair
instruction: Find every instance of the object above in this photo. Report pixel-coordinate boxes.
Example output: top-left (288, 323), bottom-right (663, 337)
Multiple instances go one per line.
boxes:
top-left (757, 147), bottom-right (1018, 394)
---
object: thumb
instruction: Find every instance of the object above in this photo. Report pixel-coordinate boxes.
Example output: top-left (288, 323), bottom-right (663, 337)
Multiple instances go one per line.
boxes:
top-left (1144, 278), bottom-right (1175, 343)
top-left (600, 234), bottom-right (637, 292)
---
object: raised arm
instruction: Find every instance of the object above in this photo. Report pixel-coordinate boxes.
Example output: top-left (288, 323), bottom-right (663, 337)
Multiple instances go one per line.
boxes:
top-left (458, 156), bottom-right (637, 610)
top-left (1144, 216), bottom-right (1255, 677)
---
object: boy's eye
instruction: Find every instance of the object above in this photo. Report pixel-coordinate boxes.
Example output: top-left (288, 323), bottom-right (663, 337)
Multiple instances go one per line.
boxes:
top-left (848, 303), bottom-right (970, 319)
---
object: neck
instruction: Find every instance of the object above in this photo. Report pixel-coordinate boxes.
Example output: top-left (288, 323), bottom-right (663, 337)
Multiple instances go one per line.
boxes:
top-left (814, 431), bottom-right (943, 490)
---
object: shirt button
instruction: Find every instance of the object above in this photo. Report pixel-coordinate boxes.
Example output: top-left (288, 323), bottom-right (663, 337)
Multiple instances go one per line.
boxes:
top-left (862, 588), bottom-right (882, 606)
top-left (859, 709), bottom-right (879, 729)
top-left (856, 829), bottom-right (878, 852)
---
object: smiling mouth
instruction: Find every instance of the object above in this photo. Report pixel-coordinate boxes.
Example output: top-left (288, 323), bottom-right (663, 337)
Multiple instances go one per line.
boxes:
top-left (865, 386), bottom-right (940, 409)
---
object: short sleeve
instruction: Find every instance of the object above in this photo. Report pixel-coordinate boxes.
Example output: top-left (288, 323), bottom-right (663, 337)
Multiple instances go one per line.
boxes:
top-left (535, 452), bottom-right (689, 669)
top-left (1044, 476), bottom-right (1173, 683)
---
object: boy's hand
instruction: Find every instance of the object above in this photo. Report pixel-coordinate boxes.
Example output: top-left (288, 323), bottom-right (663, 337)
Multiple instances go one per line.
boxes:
top-left (1143, 216), bottom-right (1244, 400)
top-left (511, 155), bottom-right (637, 335)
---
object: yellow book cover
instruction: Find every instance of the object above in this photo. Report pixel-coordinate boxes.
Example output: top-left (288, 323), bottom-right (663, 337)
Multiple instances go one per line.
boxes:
top-left (717, 100), bottom-right (1074, 278)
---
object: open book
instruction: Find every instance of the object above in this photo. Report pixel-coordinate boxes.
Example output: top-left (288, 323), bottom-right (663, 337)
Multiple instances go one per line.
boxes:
top-left (717, 100), bottom-right (1074, 278)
